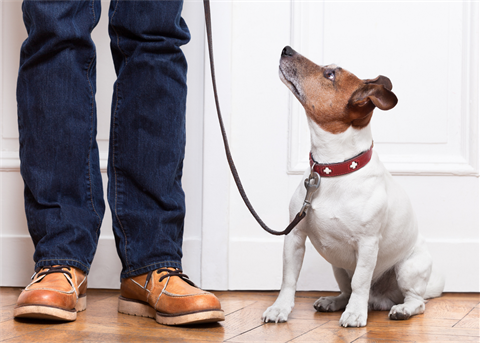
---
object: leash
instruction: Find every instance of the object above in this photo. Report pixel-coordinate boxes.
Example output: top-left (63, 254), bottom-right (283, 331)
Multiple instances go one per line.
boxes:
top-left (203, 0), bottom-right (320, 236)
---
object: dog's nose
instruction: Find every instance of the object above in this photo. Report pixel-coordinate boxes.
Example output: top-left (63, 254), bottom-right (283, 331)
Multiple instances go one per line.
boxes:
top-left (282, 46), bottom-right (295, 57)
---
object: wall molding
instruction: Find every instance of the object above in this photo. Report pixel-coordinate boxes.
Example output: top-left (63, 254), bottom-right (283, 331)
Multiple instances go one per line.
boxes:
top-left (200, 0), bottom-right (233, 291)
top-left (0, 152), bottom-right (19, 172)
top-left (228, 238), bottom-right (479, 292)
top-left (287, 1), bottom-right (479, 178)
top-left (0, 234), bottom-right (202, 289)
top-left (288, 154), bottom-right (478, 177)
top-left (0, 152), bottom-right (109, 172)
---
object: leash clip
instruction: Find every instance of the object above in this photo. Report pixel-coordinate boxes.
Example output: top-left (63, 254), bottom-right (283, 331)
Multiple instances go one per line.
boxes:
top-left (299, 171), bottom-right (321, 216)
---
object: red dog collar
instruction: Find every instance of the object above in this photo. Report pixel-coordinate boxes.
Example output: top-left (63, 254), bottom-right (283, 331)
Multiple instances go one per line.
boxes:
top-left (310, 143), bottom-right (374, 177)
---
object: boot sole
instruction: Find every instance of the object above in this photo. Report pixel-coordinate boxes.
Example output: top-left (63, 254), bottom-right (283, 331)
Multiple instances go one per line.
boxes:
top-left (118, 296), bottom-right (225, 326)
top-left (13, 295), bottom-right (86, 321)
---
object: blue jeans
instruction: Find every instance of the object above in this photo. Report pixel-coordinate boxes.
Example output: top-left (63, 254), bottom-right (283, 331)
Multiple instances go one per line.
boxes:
top-left (17, 0), bottom-right (191, 279)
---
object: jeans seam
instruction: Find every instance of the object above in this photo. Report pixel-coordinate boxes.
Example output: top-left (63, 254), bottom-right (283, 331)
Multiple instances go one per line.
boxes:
top-left (110, 0), bottom-right (130, 272)
top-left (86, 0), bottom-right (102, 237)
top-left (86, 54), bottom-right (102, 237)
top-left (110, 0), bottom-right (128, 64)
top-left (112, 82), bottom-right (129, 272)
top-left (90, 0), bottom-right (96, 23)
top-left (110, 0), bottom-right (130, 270)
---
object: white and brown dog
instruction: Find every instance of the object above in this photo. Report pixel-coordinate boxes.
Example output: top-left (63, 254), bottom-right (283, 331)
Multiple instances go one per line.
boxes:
top-left (262, 46), bottom-right (444, 327)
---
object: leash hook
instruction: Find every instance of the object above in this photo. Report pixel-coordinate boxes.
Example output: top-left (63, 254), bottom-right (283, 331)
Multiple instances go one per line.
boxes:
top-left (299, 171), bottom-right (321, 216)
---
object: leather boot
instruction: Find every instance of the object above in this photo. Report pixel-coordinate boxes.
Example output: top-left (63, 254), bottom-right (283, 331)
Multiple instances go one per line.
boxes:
top-left (14, 265), bottom-right (87, 321)
top-left (118, 268), bottom-right (224, 325)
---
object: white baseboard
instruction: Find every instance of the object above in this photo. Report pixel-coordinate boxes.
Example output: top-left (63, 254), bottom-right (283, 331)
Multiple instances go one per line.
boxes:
top-left (228, 239), bottom-right (479, 292)
top-left (0, 235), bottom-right (202, 289)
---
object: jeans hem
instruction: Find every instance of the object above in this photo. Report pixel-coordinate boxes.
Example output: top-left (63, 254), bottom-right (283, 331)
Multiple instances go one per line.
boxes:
top-left (35, 259), bottom-right (90, 275)
top-left (120, 260), bottom-right (182, 280)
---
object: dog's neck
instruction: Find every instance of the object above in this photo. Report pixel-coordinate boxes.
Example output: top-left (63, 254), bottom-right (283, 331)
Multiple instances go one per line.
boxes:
top-left (308, 118), bottom-right (373, 164)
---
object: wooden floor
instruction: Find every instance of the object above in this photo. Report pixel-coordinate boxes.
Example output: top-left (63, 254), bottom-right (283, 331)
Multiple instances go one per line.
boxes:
top-left (0, 288), bottom-right (478, 342)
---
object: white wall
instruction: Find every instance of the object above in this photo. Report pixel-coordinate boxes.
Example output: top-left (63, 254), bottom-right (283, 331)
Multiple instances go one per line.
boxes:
top-left (1, 0), bottom-right (479, 292)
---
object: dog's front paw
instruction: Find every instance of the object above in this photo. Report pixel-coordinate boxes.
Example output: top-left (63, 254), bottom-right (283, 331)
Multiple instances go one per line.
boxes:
top-left (389, 304), bottom-right (412, 320)
top-left (262, 305), bottom-right (291, 323)
top-left (339, 309), bottom-right (368, 327)
top-left (314, 295), bottom-right (348, 312)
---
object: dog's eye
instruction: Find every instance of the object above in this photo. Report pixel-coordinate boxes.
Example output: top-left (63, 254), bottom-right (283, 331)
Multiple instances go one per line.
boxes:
top-left (324, 69), bottom-right (336, 81)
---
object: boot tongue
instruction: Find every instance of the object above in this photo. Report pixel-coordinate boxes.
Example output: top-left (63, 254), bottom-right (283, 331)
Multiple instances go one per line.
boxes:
top-left (29, 266), bottom-right (74, 292)
top-left (36, 265), bottom-right (73, 280)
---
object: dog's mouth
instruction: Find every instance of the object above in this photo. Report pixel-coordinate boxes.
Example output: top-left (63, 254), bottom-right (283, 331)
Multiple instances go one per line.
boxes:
top-left (279, 66), bottom-right (303, 102)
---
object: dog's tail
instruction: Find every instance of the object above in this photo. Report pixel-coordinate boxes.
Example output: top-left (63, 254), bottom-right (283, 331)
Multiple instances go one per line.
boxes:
top-left (424, 266), bottom-right (445, 299)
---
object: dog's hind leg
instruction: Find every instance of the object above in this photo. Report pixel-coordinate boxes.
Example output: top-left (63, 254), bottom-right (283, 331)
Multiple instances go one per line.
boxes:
top-left (389, 236), bottom-right (439, 320)
top-left (262, 230), bottom-right (307, 323)
top-left (368, 268), bottom-right (403, 311)
top-left (314, 266), bottom-right (351, 312)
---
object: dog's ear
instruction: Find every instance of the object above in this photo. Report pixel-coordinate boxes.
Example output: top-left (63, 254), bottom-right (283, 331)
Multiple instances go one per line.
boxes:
top-left (349, 82), bottom-right (398, 111)
top-left (363, 75), bottom-right (393, 91)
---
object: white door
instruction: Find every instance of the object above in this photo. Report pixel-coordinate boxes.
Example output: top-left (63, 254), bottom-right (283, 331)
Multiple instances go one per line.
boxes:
top-left (201, 1), bottom-right (479, 292)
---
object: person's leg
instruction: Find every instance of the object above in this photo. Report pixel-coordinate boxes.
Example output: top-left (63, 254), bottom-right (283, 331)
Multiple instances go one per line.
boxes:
top-left (108, 0), bottom-right (224, 325)
top-left (17, 0), bottom-right (104, 276)
top-left (107, 0), bottom-right (190, 279)
top-left (15, 0), bottom-right (103, 321)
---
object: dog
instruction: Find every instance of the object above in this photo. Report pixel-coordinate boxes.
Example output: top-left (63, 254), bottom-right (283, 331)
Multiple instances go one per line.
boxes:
top-left (262, 46), bottom-right (444, 327)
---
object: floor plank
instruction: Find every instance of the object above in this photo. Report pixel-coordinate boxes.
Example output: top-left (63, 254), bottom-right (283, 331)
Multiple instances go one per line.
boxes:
top-left (454, 304), bottom-right (479, 329)
top-left (227, 318), bottom-right (326, 342)
top-left (289, 321), bottom-right (368, 343)
top-left (0, 288), bottom-right (478, 343)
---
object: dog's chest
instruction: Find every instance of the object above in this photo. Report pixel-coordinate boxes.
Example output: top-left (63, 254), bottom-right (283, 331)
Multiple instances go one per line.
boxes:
top-left (293, 173), bottom-right (386, 270)
top-left (304, 201), bottom-right (362, 270)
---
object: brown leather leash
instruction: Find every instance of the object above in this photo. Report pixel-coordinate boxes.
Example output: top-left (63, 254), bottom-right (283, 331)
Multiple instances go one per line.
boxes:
top-left (203, 0), bottom-right (320, 236)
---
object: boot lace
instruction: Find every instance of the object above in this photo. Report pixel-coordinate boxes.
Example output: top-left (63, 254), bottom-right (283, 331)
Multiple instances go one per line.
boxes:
top-left (145, 268), bottom-right (196, 287)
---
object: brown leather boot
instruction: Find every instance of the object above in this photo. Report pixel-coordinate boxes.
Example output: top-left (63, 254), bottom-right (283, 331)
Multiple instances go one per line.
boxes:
top-left (118, 268), bottom-right (224, 325)
top-left (14, 265), bottom-right (87, 321)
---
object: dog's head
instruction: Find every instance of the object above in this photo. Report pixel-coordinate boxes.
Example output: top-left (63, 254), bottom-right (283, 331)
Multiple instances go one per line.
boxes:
top-left (279, 46), bottom-right (398, 134)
